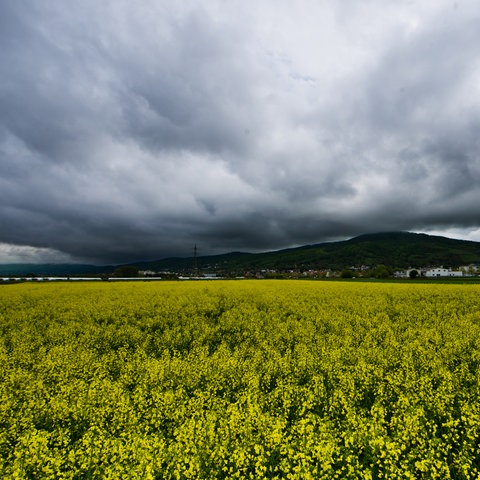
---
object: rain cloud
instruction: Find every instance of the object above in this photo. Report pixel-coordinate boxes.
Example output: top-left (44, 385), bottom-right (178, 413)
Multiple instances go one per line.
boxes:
top-left (1, 0), bottom-right (480, 263)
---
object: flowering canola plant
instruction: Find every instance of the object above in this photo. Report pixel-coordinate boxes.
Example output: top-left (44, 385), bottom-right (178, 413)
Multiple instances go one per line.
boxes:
top-left (1, 280), bottom-right (479, 478)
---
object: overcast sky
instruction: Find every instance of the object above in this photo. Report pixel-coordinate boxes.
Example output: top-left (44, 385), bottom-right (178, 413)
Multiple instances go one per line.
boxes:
top-left (1, 0), bottom-right (480, 264)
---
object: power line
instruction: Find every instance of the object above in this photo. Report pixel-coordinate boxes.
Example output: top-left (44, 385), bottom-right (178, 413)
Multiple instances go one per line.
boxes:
top-left (193, 244), bottom-right (198, 275)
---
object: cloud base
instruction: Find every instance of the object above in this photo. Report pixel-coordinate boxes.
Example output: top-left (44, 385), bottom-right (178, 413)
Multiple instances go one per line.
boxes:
top-left (1, 1), bottom-right (480, 263)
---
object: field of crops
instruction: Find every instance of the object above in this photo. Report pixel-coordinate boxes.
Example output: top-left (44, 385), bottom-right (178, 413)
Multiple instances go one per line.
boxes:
top-left (1, 280), bottom-right (480, 479)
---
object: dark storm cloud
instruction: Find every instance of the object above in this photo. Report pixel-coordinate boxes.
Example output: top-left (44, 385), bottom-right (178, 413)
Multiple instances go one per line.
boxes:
top-left (1, 0), bottom-right (480, 263)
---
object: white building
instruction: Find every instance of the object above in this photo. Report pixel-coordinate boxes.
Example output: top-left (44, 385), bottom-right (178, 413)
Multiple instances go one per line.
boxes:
top-left (425, 267), bottom-right (463, 277)
top-left (395, 268), bottom-right (425, 278)
top-left (139, 270), bottom-right (157, 276)
top-left (395, 267), bottom-right (464, 278)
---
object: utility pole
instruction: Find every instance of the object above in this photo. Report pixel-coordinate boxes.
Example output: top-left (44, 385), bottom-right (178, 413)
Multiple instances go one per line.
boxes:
top-left (193, 244), bottom-right (198, 277)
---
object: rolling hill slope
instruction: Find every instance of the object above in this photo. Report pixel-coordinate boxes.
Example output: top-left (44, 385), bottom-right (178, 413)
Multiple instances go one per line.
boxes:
top-left (2, 232), bottom-right (480, 276)
top-left (131, 232), bottom-right (480, 273)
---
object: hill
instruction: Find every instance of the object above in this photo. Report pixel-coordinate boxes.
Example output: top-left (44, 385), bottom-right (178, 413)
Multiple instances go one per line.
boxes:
top-left (2, 232), bottom-right (480, 276)
top-left (131, 232), bottom-right (480, 273)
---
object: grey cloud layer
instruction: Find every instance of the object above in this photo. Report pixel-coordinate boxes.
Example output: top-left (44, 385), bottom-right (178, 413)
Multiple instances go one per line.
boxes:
top-left (1, 0), bottom-right (480, 263)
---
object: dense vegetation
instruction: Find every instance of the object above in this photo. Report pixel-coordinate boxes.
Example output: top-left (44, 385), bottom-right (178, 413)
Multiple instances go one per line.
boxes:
top-left (133, 231), bottom-right (480, 273)
top-left (1, 280), bottom-right (480, 478)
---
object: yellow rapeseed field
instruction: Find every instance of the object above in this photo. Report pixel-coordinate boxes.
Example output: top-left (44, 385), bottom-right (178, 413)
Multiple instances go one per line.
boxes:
top-left (1, 280), bottom-right (480, 478)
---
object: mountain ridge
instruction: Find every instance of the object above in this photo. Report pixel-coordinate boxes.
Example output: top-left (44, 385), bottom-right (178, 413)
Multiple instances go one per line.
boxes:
top-left (129, 231), bottom-right (480, 273)
top-left (2, 231), bottom-right (480, 276)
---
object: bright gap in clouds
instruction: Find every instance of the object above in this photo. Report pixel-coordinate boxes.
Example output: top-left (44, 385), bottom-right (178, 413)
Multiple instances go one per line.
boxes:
top-left (415, 228), bottom-right (480, 243)
top-left (0, 243), bottom-right (81, 264)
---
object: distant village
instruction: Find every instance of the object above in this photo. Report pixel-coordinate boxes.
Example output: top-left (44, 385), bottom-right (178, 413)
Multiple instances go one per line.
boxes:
top-left (2, 264), bottom-right (480, 283)
top-left (134, 264), bottom-right (480, 280)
